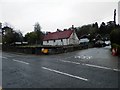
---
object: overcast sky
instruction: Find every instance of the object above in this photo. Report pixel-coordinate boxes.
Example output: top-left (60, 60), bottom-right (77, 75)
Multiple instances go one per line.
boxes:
top-left (0, 0), bottom-right (119, 35)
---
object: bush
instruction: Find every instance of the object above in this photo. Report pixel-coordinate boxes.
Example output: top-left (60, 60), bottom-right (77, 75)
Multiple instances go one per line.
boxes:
top-left (110, 29), bottom-right (120, 45)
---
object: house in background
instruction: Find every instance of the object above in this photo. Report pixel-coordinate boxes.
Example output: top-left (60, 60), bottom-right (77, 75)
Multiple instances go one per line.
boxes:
top-left (43, 28), bottom-right (79, 46)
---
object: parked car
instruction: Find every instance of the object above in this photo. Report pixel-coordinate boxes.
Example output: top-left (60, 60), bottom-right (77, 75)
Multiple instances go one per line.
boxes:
top-left (79, 38), bottom-right (89, 48)
top-left (94, 40), bottom-right (106, 47)
top-left (105, 41), bottom-right (111, 46)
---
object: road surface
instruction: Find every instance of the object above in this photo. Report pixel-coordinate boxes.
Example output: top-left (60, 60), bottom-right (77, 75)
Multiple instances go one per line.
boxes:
top-left (1, 47), bottom-right (120, 88)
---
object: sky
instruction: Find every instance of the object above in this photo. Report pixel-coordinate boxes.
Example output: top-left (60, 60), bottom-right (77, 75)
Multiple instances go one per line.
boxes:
top-left (119, 1), bottom-right (120, 24)
top-left (0, 0), bottom-right (119, 35)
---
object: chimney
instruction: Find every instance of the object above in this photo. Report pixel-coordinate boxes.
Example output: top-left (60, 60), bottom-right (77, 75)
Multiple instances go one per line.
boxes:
top-left (46, 32), bottom-right (51, 35)
top-left (72, 25), bottom-right (74, 29)
top-left (57, 29), bottom-right (62, 32)
top-left (64, 29), bottom-right (67, 31)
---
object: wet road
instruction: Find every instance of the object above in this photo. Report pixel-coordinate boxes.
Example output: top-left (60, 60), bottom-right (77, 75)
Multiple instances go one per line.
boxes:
top-left (1, 47), bottom-right (120, 88)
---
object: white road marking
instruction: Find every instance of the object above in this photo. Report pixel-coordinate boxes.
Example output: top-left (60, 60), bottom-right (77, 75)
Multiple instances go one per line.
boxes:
top-left (4, 53), bottom-right (23, 57)
top-left (64, 56), bottom-right (74, 60)
top-left (0, 56), bottom-right (8, 59)
top-left (42, 66), bottom-right (88, 81)
top-left (59, 60), bottom-right (120, 72)
top-left (60, 60), bottom-right (80, 65)
top-left (84, 64), bottom-right (120, 72)
top-left (113, 69), bottom-right (120, 72)
top-left (84, 63), bottom-right (111, 70)
top-left (12, 59), bottom-right (29, 65)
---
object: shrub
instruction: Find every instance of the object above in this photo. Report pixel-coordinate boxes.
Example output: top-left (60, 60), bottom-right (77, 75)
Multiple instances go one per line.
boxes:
top-left (110, 29), bottom-right (120, 45)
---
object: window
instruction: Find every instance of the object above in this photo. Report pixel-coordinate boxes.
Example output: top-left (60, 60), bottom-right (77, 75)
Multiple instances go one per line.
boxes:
top-left (47, 40), bottom-right (49, 43)
top-left (54, 40), bottom-right (55, 42)
top-left (61, 39), bottom-right (63, 42)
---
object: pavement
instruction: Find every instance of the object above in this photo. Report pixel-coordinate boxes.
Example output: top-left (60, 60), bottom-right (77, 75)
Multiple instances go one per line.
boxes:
top-left (1, 47), bottom-right (120, 88)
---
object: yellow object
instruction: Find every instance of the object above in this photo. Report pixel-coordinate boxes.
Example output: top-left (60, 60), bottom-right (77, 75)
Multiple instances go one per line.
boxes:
top-left (42, 48), bottom-right (48, 54)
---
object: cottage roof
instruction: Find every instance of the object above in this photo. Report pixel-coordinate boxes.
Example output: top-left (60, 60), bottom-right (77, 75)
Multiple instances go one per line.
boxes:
top-left (43, 30), bottom-right (73, 41)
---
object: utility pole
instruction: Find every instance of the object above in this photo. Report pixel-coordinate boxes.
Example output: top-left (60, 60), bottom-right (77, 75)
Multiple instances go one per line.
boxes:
top-left (119, 1), bottom-right (120, 25)
top-left (114, 9), bottom-right (116, 25)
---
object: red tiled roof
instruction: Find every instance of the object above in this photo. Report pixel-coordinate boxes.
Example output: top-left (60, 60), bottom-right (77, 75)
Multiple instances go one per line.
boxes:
top-left (43, 30), bottom-right (73, 41)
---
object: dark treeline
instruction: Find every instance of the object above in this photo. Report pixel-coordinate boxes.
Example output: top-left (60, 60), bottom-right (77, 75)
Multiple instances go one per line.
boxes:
top-left (2, 25), bottom-right (23, 45)
top-left (75, 21), bottom-right (120, 41)
top-left (1, 21), bottom-right (120, 46)
top-left (1, 22), bottom-right (44, 45)
top-left (24, 22), bottom-right (44, 45)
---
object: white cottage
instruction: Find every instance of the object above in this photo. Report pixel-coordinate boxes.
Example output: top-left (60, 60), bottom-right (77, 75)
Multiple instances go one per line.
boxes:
top-left (43, 29), bottom-right (79, 46)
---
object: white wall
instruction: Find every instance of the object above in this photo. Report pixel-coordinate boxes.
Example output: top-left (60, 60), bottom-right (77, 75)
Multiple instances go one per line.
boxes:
top-left (43, 41), bottom-right (47, 45)
top-left (43, 40), bottom-right (53, 45)
top-left (63, 39), bottom-right (68, 45)
top-left (43, 40), bottom-right (54, 45)
top-left (69, 31), bottom-right (79, 45)
top-left (43, 39), bottom-right (69, 46)
top-left (54, 39), bottom-right (62, 46)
